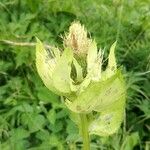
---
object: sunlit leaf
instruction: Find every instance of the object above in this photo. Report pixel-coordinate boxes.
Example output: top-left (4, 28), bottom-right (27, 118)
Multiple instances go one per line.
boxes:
top-left (87, 41), bottom-right (98, 73)
top-left (36, 38), bottom-right (57, 92)
top-left (52, 48), bottom-right (76, 94)
top-left (102, 42), bottom-right (117, 80)
top-left (73, 58), bottom-right (83, 82)
top-left (47, 109), bottom-right (56, 125)
top-left (66, 70), bottom-right (125, 114)
top-left (89, 97), bottom-right (125, 136)
top-left (122, 132), bottom-right (139, 150)
top-left (87, 41), bottom-right (102, 81)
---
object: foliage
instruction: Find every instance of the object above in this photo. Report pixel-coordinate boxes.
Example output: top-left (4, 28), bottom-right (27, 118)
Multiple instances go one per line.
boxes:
top-left (0, 0), bottom-right (150, 149)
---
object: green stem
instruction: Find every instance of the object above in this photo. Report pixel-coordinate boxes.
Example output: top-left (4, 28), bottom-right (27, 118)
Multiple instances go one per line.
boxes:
top-left (79, 114), bottom-right (90, 150)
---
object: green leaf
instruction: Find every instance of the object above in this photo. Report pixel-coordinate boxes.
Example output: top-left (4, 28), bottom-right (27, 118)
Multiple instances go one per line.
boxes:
top-left (136, 99), bottom-right (150, 118)
top-left (33, 133), bottom-right (64, 150)
top-left (66, 119), bottom-right (79, 142)
top-left (122, 132), bottom-right (139, 150)
top-left (15, 48), bottom-right (30, 67)
top-left (48, 121), bottom-right (63, 133)
top-left (10, 128), bottom-right (30, 140)
top-left (37, 86), bottom-right (59, 104)
top-left (1, 128), bottom-right (30, 150)
top-left (36, 130), bottom-right (50, 141)
top-left (47, 109), bottom-right (56, 125)
top-left (15, 103), bottom-right (33, 112)
top-left (21, 113), bottom-right (46, 132)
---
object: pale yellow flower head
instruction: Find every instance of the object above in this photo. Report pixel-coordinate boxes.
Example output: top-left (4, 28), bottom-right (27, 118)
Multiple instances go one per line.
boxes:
top-left (64, 21), bottom-right (91, 55)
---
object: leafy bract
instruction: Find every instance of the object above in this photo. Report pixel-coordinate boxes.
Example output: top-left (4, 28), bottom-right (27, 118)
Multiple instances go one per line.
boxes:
top-left (87, 41), bottom-right (98, 73)
top-left (52, 48), bottom-right (75, 94)
top-left (36, 38), bottom-right (57, 93)
top-left (87, 41), bottom-right (102, 81)
top-left (102, 41), bottom-right (117, 80)
top-left (89, 97), bottom-right (125, 136)
top-left (73, 58), bottom-right (83, 82)
top-left (36, 39), bottom-right (75, 96)
top-left (65, 70), bottom-right (126, 113)
top-left (36, 38), bottom-right (126, 137)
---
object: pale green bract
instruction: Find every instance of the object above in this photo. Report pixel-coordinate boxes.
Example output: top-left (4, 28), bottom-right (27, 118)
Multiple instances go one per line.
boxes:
top-left (36, 38), bottom-right (126, 136)
top-left (36, 38), bottom-right (77, 96)
top-left (87, 41), bottom-right (102, 81)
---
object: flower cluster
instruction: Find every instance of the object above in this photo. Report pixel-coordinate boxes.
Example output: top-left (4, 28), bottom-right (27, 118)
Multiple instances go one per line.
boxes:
top-left (36, 22), bottom-right (126, 136)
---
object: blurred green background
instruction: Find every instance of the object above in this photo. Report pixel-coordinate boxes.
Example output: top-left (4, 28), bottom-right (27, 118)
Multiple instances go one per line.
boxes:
top-left (0, 0), bottom-right (150, 149)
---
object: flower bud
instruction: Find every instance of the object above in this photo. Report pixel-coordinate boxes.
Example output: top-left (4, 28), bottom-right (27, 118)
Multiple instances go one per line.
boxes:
top-left (64, 21), bottom-right (91, 56)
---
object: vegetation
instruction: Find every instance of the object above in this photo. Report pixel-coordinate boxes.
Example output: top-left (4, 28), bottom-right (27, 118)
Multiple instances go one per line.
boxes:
top-left (0, 0), bottom-right (150, 150)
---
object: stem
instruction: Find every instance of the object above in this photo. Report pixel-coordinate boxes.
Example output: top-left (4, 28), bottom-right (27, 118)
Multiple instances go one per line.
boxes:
top-left (0, 39), bottom-right (52, 49)
top-left (79, 114), bottom-right (90, 150)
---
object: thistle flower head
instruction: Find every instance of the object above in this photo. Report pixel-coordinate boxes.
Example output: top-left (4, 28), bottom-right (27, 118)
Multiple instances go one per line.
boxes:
top-left (64, 21), bottom-right (91, 55)
top-left (36, 22), bottom-right (126, 137)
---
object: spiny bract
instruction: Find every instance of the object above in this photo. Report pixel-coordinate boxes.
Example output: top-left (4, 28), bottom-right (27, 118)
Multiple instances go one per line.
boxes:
top-left (36, 22), bottom-right (126, 136)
